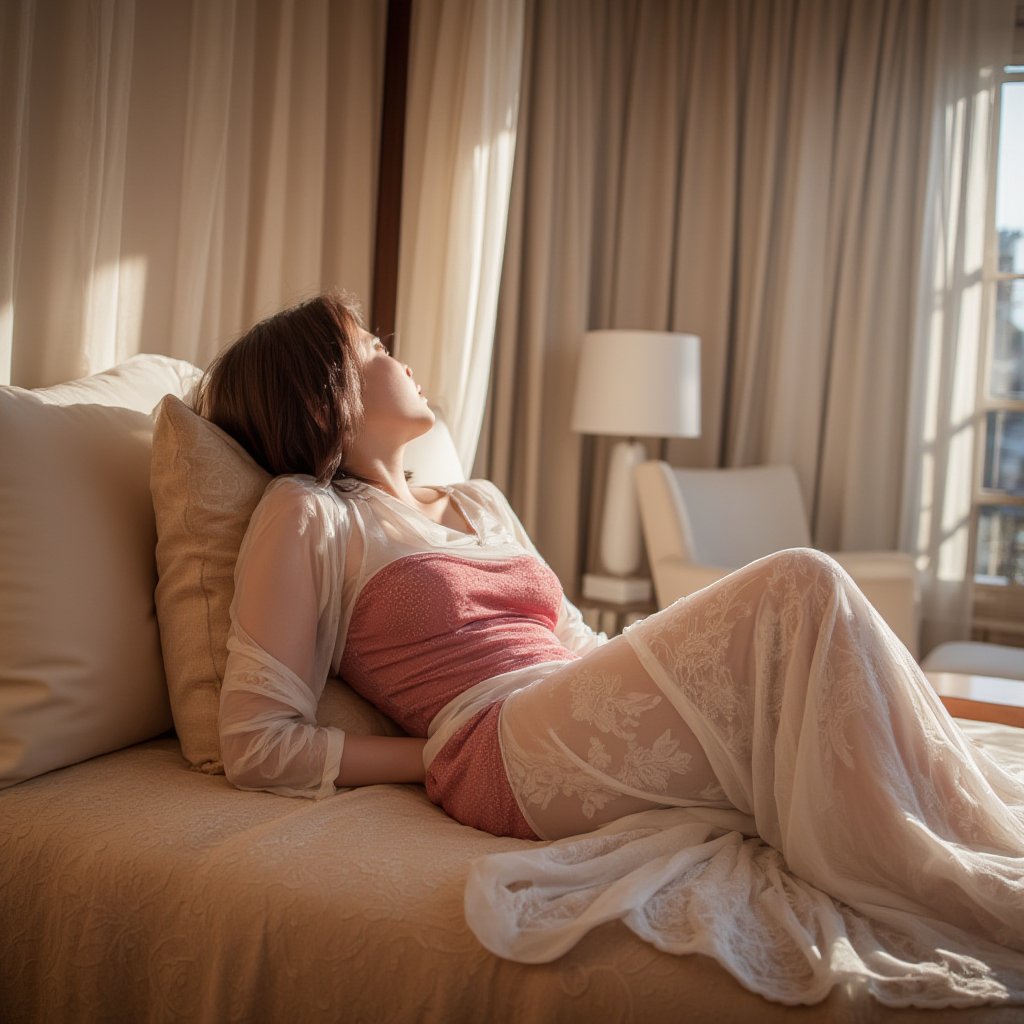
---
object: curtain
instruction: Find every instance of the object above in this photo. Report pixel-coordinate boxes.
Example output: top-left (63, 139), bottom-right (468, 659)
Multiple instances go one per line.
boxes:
top-left (0, 0), bottom-right (385, 389)
top-left (480, 0), bottom-right (1014, 655)
top-left (900, 0), bottom-right (1016, 653)
top-left (395, 0), bottom-right (524, 471)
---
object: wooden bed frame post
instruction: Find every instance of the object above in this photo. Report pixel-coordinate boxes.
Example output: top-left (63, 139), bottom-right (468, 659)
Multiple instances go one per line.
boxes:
top-left (371, 0), bottom-right (412, 344)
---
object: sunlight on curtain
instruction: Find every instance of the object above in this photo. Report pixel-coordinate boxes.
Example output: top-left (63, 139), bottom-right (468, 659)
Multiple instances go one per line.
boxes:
top-left (395, 0), bottom-right (524, 471)
top-left (83, 257), bottom-right (149, 372)
top-left (902, 0), bottom-right (1013, 652)
top-left (0, 302), bottom-right (11, 382)
top-left (0, 0), bottom-right (32, 386)
top-left (1, 0), bottom-right (384, 389)
top-left (485, 0), bottom-right (964, 603)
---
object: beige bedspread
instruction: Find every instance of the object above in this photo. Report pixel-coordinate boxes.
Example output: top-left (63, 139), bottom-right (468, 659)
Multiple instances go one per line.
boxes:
top-left (1, 727), bottom-right (1022, 1024)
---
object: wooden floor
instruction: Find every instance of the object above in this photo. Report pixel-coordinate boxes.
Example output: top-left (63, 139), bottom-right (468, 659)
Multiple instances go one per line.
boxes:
top-left (925, 671), bottom-right (1024, 730)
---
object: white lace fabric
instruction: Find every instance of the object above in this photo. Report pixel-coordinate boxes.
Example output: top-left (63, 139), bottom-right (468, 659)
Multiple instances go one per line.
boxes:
top-left (217, 474), bottom-right (603, 799)
top-left (470, 549), bottom-right (1024, 1007)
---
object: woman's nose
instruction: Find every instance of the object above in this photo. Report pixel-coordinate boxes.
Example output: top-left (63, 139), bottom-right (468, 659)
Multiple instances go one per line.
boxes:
top-left (404, 363), bottom-right (413, 377)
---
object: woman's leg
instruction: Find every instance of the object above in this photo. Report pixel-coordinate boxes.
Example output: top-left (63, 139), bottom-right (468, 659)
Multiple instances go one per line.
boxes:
top-left (500, 631), bottom-right (728, 839)
top-left (500, 547), bottom-right (1024, 948)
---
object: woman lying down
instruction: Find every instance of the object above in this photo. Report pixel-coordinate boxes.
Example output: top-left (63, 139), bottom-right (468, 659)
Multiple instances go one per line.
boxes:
top-left (199, 292), bottom-right (1024, 1009)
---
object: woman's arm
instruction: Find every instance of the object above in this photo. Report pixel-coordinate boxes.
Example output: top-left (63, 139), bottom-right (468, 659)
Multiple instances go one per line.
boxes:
top-left (221, 481), bottom-right (423, 797)
top-left (335, 735), bottom-right (427, 786)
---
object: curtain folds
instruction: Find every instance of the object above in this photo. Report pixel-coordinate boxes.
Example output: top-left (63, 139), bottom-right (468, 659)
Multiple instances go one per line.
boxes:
top-left (0, 0), bottom-right (33, 382)
top-left (0, 0), bottom-right (385, 388)
top-left (481, 0), bottom-right (1014, 655)
top-left (395, 0), bottom-right (524, 471)
top-left (2, 0), bottom-right (1014, 654)
top-left (900, 0), bottom-right (1015, 653)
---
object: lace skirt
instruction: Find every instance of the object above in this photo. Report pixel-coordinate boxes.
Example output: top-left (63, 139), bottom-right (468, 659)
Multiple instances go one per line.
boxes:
top-left (482, 547), bottom-right (1024, 1006)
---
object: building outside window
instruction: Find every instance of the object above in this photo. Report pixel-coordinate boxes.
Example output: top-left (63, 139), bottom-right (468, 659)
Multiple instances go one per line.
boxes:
top-left (972, 56), bottom-right (1024, 644)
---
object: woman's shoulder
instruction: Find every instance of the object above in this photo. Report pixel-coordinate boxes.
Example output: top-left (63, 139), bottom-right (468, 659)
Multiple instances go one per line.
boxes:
top-left (236, 476), bottom-right (354, 586)
top-left (254, 474), bottom-right (354, 531)
top-left (261, 473), bottom-right (329, 504)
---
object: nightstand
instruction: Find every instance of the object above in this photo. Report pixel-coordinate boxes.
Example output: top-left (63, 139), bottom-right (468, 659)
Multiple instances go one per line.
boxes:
top-left (577, 573), bottom-right (657, 637)
top-left (925, 671), bottom-right (1024, 729)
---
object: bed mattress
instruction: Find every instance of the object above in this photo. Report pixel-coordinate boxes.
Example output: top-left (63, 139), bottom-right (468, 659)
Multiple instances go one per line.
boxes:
top-left (1, 722), bottom-right (1022, 1024)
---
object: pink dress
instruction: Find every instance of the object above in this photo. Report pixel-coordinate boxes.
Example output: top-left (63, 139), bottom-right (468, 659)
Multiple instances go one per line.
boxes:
top-left (339, 552), bottom-right (579, 838)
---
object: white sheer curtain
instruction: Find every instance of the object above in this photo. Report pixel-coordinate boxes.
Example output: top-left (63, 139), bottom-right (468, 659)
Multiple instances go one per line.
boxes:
top-left (0, 0), bottom-right (385, 389)
top-left (901, 0), bottom-right (1015, 653)
top-left (395, 0), bottom-right (524, 471)
top-left (480, 0), bottom-right (1015, 651)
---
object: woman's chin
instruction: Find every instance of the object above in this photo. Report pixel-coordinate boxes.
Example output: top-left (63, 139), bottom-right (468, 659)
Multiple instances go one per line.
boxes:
top-left (410, 404), bottom-right (436, 436)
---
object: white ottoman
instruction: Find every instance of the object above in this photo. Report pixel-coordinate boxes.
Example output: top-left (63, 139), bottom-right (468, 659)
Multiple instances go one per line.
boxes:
top-left (921, 641), bottom-right (1024, 682)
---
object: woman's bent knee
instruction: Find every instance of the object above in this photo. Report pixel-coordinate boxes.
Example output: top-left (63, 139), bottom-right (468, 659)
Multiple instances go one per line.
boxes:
top-left (762, 547), bottom-right (847, 585)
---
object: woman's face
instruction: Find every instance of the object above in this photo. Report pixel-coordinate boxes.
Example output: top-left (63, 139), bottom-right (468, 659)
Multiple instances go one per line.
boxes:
top-left (355, 329), bottom-right (435, 440)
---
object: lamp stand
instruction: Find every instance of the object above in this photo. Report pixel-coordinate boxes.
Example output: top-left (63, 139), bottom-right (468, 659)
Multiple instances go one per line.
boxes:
top-left (599, 438), bottom-right (646, 578)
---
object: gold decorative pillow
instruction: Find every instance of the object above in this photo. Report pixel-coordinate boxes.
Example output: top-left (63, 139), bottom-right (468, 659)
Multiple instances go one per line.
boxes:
top-left (150, 395), bottom-right (401, 774)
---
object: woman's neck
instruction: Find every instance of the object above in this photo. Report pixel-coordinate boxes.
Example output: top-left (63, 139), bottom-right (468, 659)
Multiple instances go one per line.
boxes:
top-left (343, 444), bottom-right (418, 503)
top-left (344, 447), bottom-right (461, 529)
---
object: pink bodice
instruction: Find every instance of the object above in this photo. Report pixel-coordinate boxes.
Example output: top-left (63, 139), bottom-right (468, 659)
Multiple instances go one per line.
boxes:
top-left (338, 552), bottom-right (579, 735)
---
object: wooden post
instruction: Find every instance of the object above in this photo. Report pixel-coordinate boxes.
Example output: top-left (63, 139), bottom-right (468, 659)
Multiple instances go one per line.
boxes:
top-left (371, 0), bottom-right (411, 343)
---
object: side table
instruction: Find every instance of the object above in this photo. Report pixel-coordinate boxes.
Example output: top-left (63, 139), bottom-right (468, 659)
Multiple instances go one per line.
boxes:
top-left (924, 671), bottom-right (1024, 730)
top-left (578, 595), bottom-right (658, 638)
top-left (577, 572), bottom-right (657, 637)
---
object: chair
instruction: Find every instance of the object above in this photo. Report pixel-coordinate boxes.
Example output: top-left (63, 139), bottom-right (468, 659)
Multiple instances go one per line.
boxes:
top-left (634, 462), bottom-right (920, 658)
top-left (921, 641), bottom-right (1024, 682)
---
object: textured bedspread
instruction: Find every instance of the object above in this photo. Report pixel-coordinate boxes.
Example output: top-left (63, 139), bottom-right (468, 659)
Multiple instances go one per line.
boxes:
top-left (1, 726), bottom-right (1022, 1024)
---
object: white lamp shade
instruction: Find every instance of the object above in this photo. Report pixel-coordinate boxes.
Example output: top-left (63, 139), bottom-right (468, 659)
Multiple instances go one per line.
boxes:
top-left (571, 330), bottom-right (701, 438)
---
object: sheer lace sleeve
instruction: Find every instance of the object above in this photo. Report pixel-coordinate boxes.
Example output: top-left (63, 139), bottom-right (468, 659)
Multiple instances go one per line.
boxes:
top-left (551, 594), bottom-right (606, 655)
top-left (219, 478), bottom-right (348, 800)
top-left (469, 479), bottom-right (607, 655)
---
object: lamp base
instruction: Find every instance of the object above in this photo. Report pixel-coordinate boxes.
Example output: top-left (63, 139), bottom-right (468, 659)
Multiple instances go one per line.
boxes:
top-left (599, 438), bottom-right (646, 576)
top-left (582, 573), bottom-right (653, 605)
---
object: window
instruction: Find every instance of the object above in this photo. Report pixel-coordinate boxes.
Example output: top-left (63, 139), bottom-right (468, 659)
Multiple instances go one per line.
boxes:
top-left (972, 61), bottom-right (1024, 643)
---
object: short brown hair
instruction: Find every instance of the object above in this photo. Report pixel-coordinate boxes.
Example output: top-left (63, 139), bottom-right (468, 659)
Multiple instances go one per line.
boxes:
top-left (194, 292), bottom-right (365, 485)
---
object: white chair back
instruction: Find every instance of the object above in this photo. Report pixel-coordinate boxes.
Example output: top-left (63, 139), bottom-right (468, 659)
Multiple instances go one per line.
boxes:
top-left (636, 462), bottom-right (811, 569)
top-left (635, 459), bottom-right (920, 657)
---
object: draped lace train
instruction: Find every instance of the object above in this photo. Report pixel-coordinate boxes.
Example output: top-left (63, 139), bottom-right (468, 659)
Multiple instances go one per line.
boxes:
top-left (469, 548), bottom-right (1024, 1007)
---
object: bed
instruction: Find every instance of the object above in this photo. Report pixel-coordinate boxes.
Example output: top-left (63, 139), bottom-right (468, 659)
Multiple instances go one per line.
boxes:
top-left (1, 355), bottom-right (1022, 1023)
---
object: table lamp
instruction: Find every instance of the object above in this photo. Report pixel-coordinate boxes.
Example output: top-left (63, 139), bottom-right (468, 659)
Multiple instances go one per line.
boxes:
top-left (571, 329), bottom-right (701, 603)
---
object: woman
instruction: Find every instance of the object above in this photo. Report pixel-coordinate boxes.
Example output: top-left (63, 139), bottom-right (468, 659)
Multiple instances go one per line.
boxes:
top-left (200, 292), bottom-right (1024, 1003)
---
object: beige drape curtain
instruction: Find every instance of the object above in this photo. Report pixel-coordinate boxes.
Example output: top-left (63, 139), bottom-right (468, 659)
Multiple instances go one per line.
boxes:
top-left (480, 0), bottom-right (1013, 654)
top-left (3, 0), bottom-right (1013, 653)
top-left (901, 0), bottom-right (1015, 653)
top-left (395, 0), bottom-right (524, 471)
top-left (0, 0), bottom-right (385, 389)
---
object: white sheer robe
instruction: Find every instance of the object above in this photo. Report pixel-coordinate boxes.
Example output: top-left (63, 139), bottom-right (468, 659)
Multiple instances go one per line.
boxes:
top-left (217, 475), bottom-right (1024, 1006)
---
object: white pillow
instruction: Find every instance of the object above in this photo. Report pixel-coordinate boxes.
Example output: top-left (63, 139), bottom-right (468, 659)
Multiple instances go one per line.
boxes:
top-left (0, 355), bottom-right (201, 789)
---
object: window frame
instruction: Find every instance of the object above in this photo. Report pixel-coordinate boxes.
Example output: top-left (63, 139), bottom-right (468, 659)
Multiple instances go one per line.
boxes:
top-left (970, 63), bottom-right (1024, 643)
